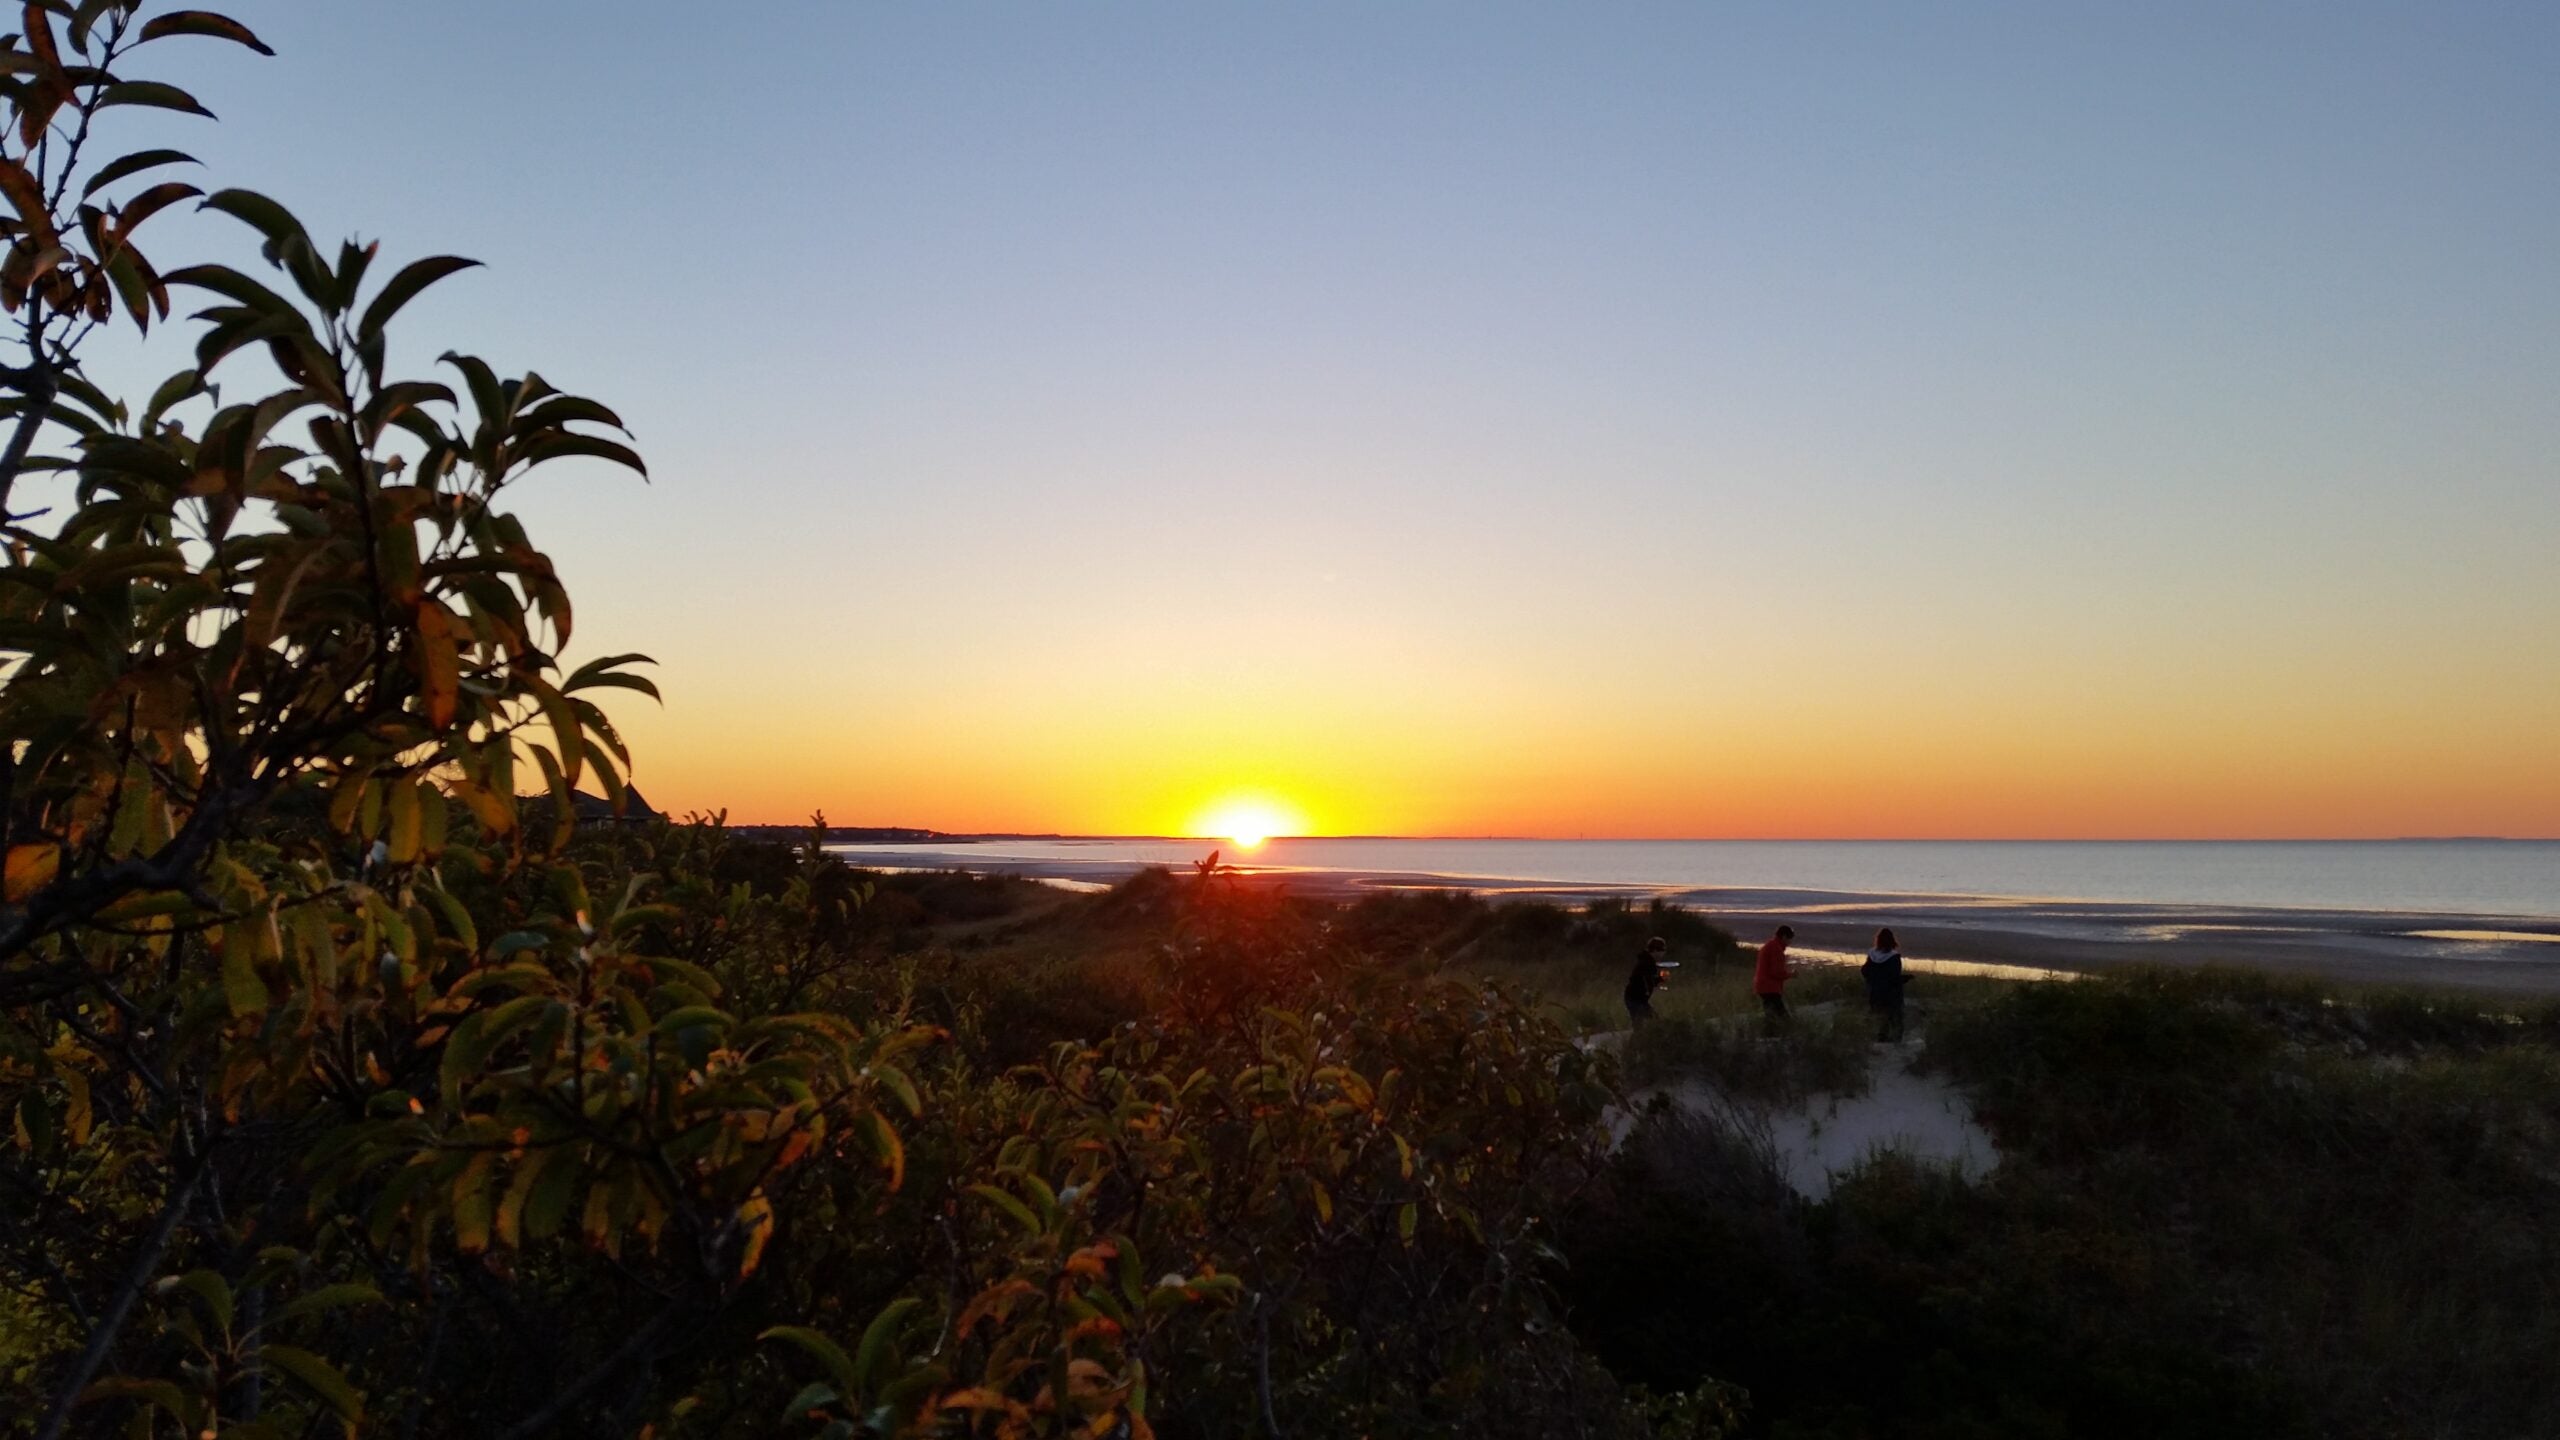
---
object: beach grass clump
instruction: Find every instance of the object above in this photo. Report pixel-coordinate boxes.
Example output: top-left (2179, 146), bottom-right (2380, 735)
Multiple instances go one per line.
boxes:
top-left (1620, 1009), bottom-right (1875, 1102)
top-left (1561, 1098), bottom-right (2306, 1440)
top-left (1550, 967), bottom-right (2560, 1439)
top-left (1912, 967), bottom-right (2560, 1438)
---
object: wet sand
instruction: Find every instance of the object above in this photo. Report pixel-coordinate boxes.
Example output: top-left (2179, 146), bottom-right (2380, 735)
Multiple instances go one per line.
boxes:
top-left (842, 846), bottom-right (2560, 997)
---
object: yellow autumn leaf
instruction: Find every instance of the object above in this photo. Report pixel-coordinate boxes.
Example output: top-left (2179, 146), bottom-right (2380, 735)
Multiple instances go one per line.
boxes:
top-left (4, 843), bottom-right (58, 902)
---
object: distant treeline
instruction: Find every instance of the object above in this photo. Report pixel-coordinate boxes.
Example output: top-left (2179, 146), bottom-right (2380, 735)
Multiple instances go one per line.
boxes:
top-left (728, 824), bottom-right (957, 843)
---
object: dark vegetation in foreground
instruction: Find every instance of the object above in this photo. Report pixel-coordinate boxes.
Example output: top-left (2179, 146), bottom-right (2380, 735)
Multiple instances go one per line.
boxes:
top-left (16, 814), bottom-right (2560, 1437)
top-left (1572, 968), bottom-right (2560, 1440)
top-left (870, 877), bottom-right (2560, 1439)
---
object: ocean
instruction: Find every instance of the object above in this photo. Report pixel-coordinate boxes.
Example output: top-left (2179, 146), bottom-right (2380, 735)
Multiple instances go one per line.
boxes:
top-left (827, 838), bottom-right (2560, 920)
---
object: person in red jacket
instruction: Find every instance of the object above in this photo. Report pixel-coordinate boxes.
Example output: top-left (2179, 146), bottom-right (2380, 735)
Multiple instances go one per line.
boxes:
top-left (1754, 925), bottom-right (1797, 1031)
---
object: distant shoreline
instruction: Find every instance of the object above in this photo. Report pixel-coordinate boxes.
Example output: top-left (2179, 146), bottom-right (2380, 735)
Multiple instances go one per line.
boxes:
top-left (826, 843), bottom-right (2560, 998)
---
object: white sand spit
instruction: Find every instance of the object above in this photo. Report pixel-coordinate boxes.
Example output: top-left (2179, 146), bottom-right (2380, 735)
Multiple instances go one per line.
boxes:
top-left (1612, 1029), bottom-right (1997, 1200)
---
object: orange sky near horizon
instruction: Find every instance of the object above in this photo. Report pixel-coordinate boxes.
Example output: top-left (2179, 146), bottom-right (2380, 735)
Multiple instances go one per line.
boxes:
top-left (551, 450), bottom-right (2559, 842)
top-left (582, 592), bottom-right (2560, 839)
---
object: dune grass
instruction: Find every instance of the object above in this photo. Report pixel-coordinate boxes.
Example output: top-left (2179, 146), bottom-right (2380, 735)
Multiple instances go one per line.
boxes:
top-left (1567, 965), bottom-right (2560, 1440)
top-left (839, 871), bottom-right (2560, 1437)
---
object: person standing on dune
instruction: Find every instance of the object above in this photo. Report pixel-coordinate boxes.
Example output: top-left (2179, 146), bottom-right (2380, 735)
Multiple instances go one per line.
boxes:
top-left (1754, 925), bottom-right (1796, 1032)
top-left (1862, 927), bottom-right (1910, 1042)
top-left (1624, 936), bottom-right (1671, 1027)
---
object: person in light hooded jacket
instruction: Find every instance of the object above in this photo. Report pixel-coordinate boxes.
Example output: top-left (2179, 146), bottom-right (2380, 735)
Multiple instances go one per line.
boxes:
top-left (1861, 927), bottom-right (1911, 1042)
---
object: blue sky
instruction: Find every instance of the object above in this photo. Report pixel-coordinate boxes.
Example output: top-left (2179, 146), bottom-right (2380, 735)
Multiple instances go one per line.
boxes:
top-left (81, 3), bottom-right (2560, 835)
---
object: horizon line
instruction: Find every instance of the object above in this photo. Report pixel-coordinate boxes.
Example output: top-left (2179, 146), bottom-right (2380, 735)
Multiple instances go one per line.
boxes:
top-left (792, 831), bottom-right (2560, 845)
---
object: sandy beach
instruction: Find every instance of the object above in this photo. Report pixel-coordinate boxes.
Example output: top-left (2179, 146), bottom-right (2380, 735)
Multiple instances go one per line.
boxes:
top-left (835, 845), bottom-right (2560, 996)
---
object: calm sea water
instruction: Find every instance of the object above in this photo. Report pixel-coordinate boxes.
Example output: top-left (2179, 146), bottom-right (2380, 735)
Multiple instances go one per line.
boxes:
top-left (830, 838), bottom-right (2560, 919)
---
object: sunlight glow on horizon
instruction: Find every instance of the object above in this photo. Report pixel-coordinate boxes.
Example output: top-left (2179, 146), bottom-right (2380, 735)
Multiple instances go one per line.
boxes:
top-left (1186, 796), bottom-right (1311, 850)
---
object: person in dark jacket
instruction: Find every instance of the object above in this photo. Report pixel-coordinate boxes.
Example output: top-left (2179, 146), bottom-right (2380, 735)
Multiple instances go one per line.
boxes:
top-left (1861, 927), bottom-right (1910, 1042)
top-left (1624, 937), bottom-right (1671, 1027)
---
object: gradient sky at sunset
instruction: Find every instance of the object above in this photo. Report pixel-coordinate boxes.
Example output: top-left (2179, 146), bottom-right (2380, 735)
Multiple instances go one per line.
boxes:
top-left (99, 4), bottom-right (2560, 837)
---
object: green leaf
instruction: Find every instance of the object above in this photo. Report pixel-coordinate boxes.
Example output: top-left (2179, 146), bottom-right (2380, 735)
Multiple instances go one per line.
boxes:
top-left (451, 1155), bottom-right (496, 1254)
top-left (97, 881), bottom-right (204, 912)
top-left (638, 954), bottom-right (722, 998)
top-left (761, 1325), bottom-right (861, 1398)
top-left (527, 678), bottom-right (585, 790)
top-left (69, 0), bottom-right (122, 56)
top-left (495, 1146), bottom-right (554, 1248)
top-left (858, 1110), bottom-right (905, 1190)
top-left (512, 431), bottom-right (648, 479)
top-left (563, 651), bottom-right (660, 700)
top-left (197, 188), bottom-right (314, 261)
top-left (107, 178), bottom-right (202, 237)
top-left (561, 669), bottom-right (660, 702)
top-left (438, 1013), bottom-right (488, 1108)
top-left (332, 238), bottom-right (376, 309)
top-left (94, 79), bottom-right (216, 118)
top-left (52, 370), bottom-right (126, 428)
top-left (518, 394), bottom-right (630, 432)
top-left (357, 254), bottom-right (479, 338)
top-left (781, 1381), bottom-right (841, 1421)
top-left (260, 1344), bottom-right (364, 1426)
top-left (651, 1005), bottom-right (730, 1037)
top-left (437, 995), bottom-right (548, 1109)
top-left (76, 1378), bottom-right (197, 1427)
top-left (422, 885), bottom-right (478, 955)
top-left (872, 1063), bottom-right (921, 1118)
top-left (440, 351), bottom-right (504, 426)
top-left (222, 923), bottom-right (270, 1017)
top-left (530, 742), bottom-right (575, 851)
top-left (138, 10), bottom-right (276, 56)
top-left (16, 1092), bottom-right (53, 1157)
top-left (854, 1297), bottom-right (921, 1393)
top-left (141, 366), bottom-right (202, 428)
top-left (81, 147), bottom-right (200, 200)
top-left (175, 1268), bottom-right (234, 1330)
top-left (521, 1144), bottom-right (583, 1241)
top-left (967, 1183), bottom-right (1041, 1237)
top-left (163, 259), bottom-right (298, 315)
top-left (265, 1284), bottom-right (383, 1329)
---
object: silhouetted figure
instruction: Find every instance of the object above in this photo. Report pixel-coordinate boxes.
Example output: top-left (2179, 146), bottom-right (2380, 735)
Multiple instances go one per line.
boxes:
top-left (1862, 926), bottom-right (1910, 1042)
top-left (1624, 936), bottom-right (1670, 1026)
top-left (1754, 926), bottom-right (1796, 1032)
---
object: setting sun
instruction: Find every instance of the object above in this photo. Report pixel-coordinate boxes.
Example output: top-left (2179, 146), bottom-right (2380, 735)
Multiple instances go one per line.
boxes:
top-left (1188, 796), bottom-right (1309, 850)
